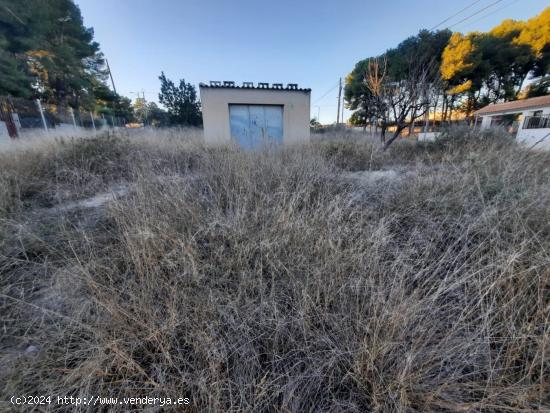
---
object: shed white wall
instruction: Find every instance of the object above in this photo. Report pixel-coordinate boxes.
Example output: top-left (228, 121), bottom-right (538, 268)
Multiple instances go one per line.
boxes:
top-left (479, 104), bottom-right (550, 129)
top-left (480, 116), bottom-right (492, 129)
top-left (479, 105), bottom-right (550, 149)
top-left (516, 106), bottom-right (550, 149)
top-left (0, 121), bottom-right (10, 144)
top-left (200, 88), bottom-right (310, 144)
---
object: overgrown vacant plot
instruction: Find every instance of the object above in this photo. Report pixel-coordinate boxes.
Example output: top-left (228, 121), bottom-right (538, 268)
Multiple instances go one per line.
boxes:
top-left (0, 129), bottom-right (548, 412)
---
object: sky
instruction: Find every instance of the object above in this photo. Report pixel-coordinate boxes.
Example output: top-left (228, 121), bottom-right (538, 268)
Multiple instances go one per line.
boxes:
top-left (76, 0), bottom-right (549, 124)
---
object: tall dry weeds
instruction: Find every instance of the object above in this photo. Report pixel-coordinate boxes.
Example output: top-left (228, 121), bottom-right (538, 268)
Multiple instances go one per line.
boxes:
top-left (0, 130), bottom-right (548, 412)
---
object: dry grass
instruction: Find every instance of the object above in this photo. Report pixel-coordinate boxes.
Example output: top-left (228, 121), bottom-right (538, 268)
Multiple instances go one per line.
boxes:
top-left (0, 129), bottom-right (548, 412)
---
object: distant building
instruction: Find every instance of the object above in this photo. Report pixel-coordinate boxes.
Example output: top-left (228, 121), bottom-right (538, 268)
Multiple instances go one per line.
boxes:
top-left (199, 81), bottom-right (310, 149)
top-left (475, 95), bottom-right (550, 148)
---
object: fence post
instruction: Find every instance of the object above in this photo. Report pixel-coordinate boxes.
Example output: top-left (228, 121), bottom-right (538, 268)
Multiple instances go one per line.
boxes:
top-left (35, 99), bottom-right (49, 134)
top-left (89, 111), bottom-right (96, 132)
top-left (69, 107), bottom-right (77, 129)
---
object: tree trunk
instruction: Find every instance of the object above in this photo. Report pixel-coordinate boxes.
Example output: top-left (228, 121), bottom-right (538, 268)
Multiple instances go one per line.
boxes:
top-left (383, 126), bottom-right (407, 151)
top-left (432, 94), bottom-right (440, 130)
top-left (409, 118), bottom-right (415, 136)
top-left (380, 124), bottom-right (386, 143)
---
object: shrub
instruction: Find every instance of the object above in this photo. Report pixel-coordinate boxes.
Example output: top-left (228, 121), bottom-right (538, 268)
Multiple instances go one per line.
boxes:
top-left (314, 137), bottom-right (383, 171)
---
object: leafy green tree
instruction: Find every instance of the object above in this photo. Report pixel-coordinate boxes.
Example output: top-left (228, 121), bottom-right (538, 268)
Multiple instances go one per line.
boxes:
top-left (485, 22), bottom-right (536, 100)
top-left (0, 0), bottom-right (107, 108)
top-left (347, 6), bottom-right (549, 128)
top-left (348, 110), bottom-right (369, 129)
top-left (132, 97), bottom-right (148, 124)
top-left (112, 95), bottom-right (134, 122)
top-left (345, 30), bottom-right (450, 139)
top-left (133, 99), bottom-right (167, 126)
top-left (29, 0), bottom-right (106, 108)
top-left (441, 8), bottom-right (547, 114)
top-left (158, 72), bottom-right (202, 126)
top-left (0, 2), bottom-right (36, 96)
top-left (0, 52), bottom-right (33, 97)
top-left (145, 102), bottom-right (169, 127)
top-left (93, 82), bottom-right (134, 122)
top-left (346, 30), bottom-right (450, 111)
top-left (385, 29), bottom-right (452, 81)
top-left (515, 6), bottom-right (550, 76)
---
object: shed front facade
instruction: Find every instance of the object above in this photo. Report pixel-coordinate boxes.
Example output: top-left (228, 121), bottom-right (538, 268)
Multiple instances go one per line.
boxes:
top-left (199, 82), bottom-right (311, 148)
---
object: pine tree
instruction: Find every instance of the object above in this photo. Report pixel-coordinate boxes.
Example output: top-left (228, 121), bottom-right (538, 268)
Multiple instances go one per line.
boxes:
top-left (158, 72), bottom-right (202, 126)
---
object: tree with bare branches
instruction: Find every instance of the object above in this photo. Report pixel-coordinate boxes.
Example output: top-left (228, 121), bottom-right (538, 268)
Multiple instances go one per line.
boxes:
top-left (363, 56), bottom-right (437, 150)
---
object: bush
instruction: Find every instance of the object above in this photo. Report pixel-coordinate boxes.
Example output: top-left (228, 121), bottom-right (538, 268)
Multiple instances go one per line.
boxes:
top-left (421, 125), bottom-right (516, 153)
top-left (314, 138), bottom-right (384, 171)
top-left (0, 133), bottom-right (157, 215)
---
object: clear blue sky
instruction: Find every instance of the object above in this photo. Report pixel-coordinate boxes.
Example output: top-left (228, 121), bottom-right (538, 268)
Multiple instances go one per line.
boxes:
top-left (76, 0), bottom-right (548, 124)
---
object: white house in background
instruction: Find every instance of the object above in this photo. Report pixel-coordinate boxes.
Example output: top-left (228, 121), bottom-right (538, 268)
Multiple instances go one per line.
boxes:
top-left (475, 95), bottom-right (550, 148)
top-left (199, 81), bottom-right (310, 149)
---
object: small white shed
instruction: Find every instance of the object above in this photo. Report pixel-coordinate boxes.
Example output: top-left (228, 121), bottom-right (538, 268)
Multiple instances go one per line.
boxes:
top-left (199, 81), bottom-right (311, 149)
top-left (475, 95), bottom-right (550, 148)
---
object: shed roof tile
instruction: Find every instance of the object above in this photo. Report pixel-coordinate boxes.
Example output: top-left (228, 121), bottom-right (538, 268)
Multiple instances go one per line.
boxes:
top-left (475, 95), bottom-right (550, 115)
top-left (199, 82), bottom-right (311, 92)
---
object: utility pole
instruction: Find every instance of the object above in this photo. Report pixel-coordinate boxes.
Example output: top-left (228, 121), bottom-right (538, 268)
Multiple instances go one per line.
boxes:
top-left (105, 59), bottom-right (117, 95)
top-left (341, 94), bottom-right (345, 125)
top-left (69, 107), bottom-right (77, 129)
top-left (336, 77), bottom-right (342, 125)
top-left (142, 90), bottom-right (148, 126)
top-left (36, 99), bottom-right (49, 134)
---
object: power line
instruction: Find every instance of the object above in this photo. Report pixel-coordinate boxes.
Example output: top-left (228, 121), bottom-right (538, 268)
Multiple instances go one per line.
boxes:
top-left (105, 59), bottom-right (117, 95)
top-left (456, 0), bottom-right (520, 30)
top-left (429, 0), bottom-right (483, 30)
top-left (447, 0), bottom-right (505, 29)
top-left (336, 77), bottom-right (342, 124)
top-left (312, 81), bottom-right (340, 104)
top-left (2, 5), bottom-right (25, 24)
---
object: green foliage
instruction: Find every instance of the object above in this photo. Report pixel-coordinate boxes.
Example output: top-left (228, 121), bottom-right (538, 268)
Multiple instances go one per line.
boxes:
top-left (310, 117), bottom-right (321, 127)
top-left (385, 29), bottom-right (452, 81)
top-left (158, 72), bottom-right (202, 127)
top-left (93, 82), bottom-right (134, 122)
top-left (439, 6), bottom-right (549, 112)
top-left (108, 96), bottom-right (134, 122)
top-left (348, 109), bottom-right (369, 127)
top-left (347, 6), bottom-right (549, 124)
top-left (442, 25), bottom-right (538, 107)
top-left (345, 29), bottom-right (451, 120)
top-left (0, 2), bottom-right (36, 97)
top-left (0, 0), bottom-right (140, 117)
top-left (524, 76), bottom-right (550, 98)
top-left (0, 51), bottom-right (33, 97)
top-left (144, 102), bottom-right (169, 127)
top-left (133, 99), bottom-right (168, 126)
top-left (0, 0), bottom-right (105, 104)
top-left (515, 6), bottom-right (550, 76)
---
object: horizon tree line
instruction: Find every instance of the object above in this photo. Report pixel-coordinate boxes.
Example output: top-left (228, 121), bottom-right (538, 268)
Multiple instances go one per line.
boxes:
top-left (344, 6), bottom-right (550, 147)
top-left (0, 0), bottom-right (201, 127)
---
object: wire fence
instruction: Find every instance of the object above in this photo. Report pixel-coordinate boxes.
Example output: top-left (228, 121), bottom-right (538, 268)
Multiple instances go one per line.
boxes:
top-left (0, 96), bottom-right (127, 140)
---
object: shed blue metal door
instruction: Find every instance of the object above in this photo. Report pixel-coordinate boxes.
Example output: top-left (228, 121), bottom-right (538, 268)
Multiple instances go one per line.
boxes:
top-left (229, 105), bottom-right (283, 149)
